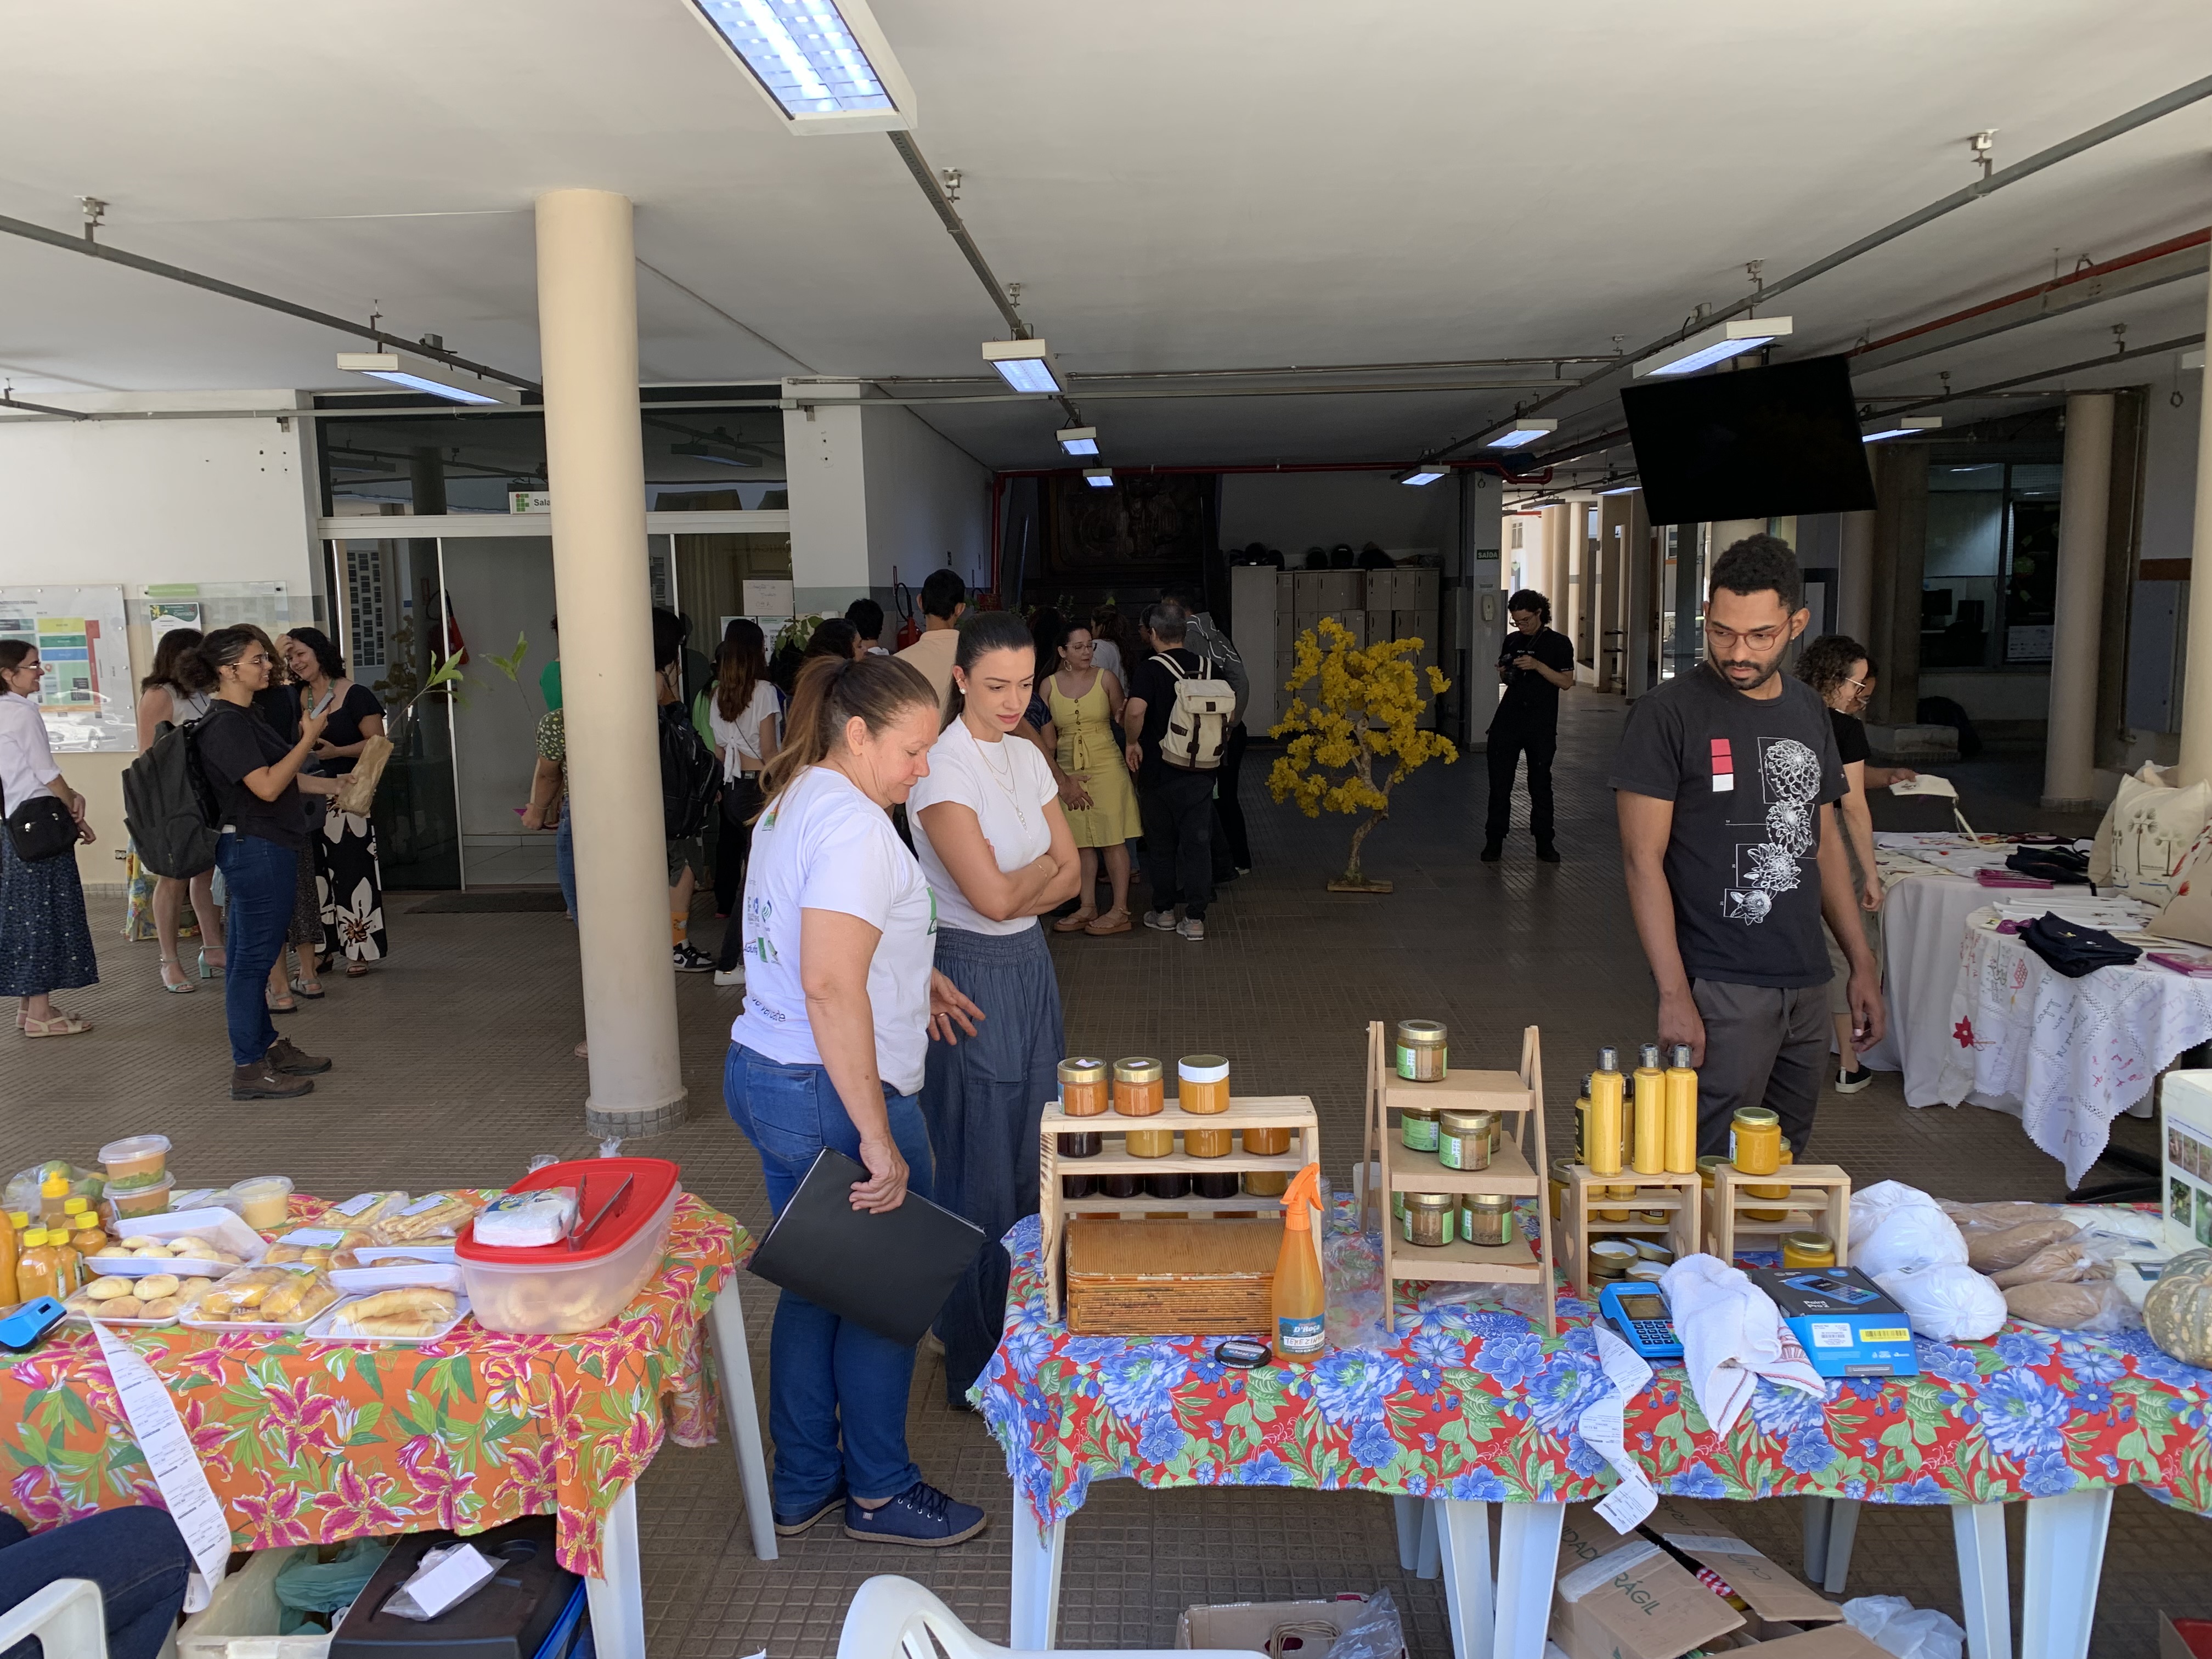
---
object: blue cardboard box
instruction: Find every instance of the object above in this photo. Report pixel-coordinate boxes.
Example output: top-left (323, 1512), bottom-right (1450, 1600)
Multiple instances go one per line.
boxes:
top-left (1750, 1266), bottom-right (1918, 1379)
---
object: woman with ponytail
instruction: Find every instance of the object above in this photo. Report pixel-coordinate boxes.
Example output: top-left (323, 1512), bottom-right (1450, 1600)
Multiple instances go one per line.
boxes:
top-left (724, 652), bottom-right (990, 1549)
top-left (907, 610), bottom-right (1079, 1404)
top-left (706, 619), bottom-right (778, 985)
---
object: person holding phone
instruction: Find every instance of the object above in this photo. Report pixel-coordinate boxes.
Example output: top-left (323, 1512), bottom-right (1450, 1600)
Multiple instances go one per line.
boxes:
top-left (179, 627), bottom-right (340, 1099)
top-left (281, 628), bottom-right (388, 980)
top-left (724, 652), bottom-right (990, 1548)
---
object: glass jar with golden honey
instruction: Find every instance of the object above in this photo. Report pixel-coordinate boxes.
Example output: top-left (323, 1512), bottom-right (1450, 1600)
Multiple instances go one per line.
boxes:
top-left (1729, 1107), bottom-right (1781, 1176)
top-left (1113, 1057), bottom-right (1165, 1116)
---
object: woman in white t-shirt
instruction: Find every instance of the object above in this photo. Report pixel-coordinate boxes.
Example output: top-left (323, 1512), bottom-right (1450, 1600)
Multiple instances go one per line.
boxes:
top-left (908, 611), bottom-right (1080, 1406)
top-left (725, 652), bottom-right (990, 1549)
top-left (707, 619), bottom-right (781, 986)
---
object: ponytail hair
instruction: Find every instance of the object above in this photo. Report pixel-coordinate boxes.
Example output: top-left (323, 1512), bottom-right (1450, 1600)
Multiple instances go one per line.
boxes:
top-left (143, 627), bottom-right (205, 692)
top-left (760, 653), bottom-right (936, 805)
top-left (715, 618), bottom-right (767, 722)
top-left (174, 625), bottom-right (263, 694)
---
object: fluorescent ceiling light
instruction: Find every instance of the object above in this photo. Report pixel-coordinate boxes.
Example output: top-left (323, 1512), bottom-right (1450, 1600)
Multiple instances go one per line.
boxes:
top-left (336, 352), bottom-right (518, 407)
top-left (1599, 484), bottom-right (1640, 495)
top-left (1056, 426), bottom-right (1099, 456)
top-left (672, 428), bottom-right (765, 467)
top-left (685, 0), bottom-right (915, 133)
top-left (1399, 463), bottom-right (1450, 487)
top-left (1862, 416), bottom-right (1943, 443)
top-left (1632, 317), bottom-right (1794, 379)
top-left (1487, 419), bottom-right (1558, 450)
top-left (984, 338), bottom-right (1066, 395)
top-left (1082, 468), bottom-right (1114, 489)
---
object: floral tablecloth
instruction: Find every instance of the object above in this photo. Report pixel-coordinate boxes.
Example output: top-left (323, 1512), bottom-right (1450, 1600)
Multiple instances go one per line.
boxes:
top-left (0, 1194), bottom-right (746, 1577)
top-left (977, 1214), bottom-right (2212, 1530)
top-left (1938, 912), bottom-right (2212, 1187)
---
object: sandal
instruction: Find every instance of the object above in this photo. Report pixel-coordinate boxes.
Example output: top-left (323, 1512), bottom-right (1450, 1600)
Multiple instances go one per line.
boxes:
top-left (266, 991), bottom-right (297, 1014)
top-left (290, 976), bottom-right (325, 1000)
top-left (23, 1014), bottom-right (92, 1037)
top-left (345, 962), bottom-right (370, 979)
top-left (1084, 908), bottom-right (1133, 935)
top-left (1052, 906), bottom-right (1099, 933)
top-left (160, 958), bottom-right (196, 995)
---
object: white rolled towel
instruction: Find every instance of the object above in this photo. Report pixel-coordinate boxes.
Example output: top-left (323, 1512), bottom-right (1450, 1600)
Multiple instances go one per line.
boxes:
top-left (1660, 1253), bottom-right (1825, 1437)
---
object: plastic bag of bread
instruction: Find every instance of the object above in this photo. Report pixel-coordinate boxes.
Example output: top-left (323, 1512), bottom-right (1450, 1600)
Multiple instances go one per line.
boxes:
top-left (331, 1287), bottom-right (460, 1340)
top-left (1938, 1198), bottom-right (2067, 1234)
top-left (371, 1192), bottom-right (484, 1244)
top-left (1991, 1239), bottom-right (2110, 1289)
top-left (2004, 1278), bottom-right (2136, 1333)
top-left (324, 1190), bottom-right (410, 1229)
top-left (190, 1263), bottom-right (342, 1327)
top-left (1965, 1216), bottom-right (2080, 1273)
top-left (264, 1227), bottom-right (371, 1269)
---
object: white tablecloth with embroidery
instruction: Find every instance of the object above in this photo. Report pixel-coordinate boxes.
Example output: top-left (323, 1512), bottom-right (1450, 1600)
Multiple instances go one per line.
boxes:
top-left (1936, 910), bottom-right (2212, 1186)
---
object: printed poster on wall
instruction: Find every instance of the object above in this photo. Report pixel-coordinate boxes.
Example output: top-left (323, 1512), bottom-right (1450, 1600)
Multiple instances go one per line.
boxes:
top-left (0, 584), bottom-right (134, 752)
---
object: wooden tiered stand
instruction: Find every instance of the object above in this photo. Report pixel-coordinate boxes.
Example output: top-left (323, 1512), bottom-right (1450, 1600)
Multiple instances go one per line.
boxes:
top-left (1707, 1163), bottom-right (1853, 1267)
top-left (1362, 1022), bottom-right (1557, 1335)
top-left (1556, 1168), bottom-right (1701, 1302)
top-left (1037, 1093), bottom-right (1321, 1322)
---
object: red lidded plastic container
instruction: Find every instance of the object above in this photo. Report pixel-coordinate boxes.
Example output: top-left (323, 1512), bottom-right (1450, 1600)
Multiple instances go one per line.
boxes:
top-left (456, 1157), bottom-right (681, 1334)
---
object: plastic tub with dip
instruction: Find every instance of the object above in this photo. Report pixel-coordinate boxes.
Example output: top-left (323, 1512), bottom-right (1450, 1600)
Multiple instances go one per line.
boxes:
top-left (230, 1177), bottom-right (295, 1231)
top-left (106, 1175), bottom-right (176, 1223)
top-left (99, 1135), bottom-right (171, 1193)
top-left (457, 1156), bottom-right (680, 1334)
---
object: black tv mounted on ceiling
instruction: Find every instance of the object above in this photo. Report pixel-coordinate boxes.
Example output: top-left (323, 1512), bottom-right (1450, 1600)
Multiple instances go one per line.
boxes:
top-left (1619, 354), bottom-right (1877, 527)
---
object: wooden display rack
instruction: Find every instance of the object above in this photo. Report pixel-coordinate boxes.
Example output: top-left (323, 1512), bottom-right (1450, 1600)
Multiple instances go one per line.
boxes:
top-left (1362, 1022), bottom-right (1557, 1335)
top-left (1706, 1163), bottom-right (1853, 1267)
top-left (1037, 1093), bottom-right (1321, 1322)
top-left (1556, 1167), bottom-right (1701, 1302)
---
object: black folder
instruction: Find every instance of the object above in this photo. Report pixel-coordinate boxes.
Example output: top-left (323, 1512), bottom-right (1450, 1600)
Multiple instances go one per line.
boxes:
top-left (744, 1148), bottom-right (988, 1345)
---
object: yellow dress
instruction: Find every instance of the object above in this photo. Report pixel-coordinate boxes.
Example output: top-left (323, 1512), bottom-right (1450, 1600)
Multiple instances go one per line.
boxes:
top-left (1047, 672), bottom-right (1138, 848)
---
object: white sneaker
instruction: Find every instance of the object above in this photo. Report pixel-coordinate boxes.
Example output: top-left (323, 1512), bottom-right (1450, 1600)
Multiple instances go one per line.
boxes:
top-left (714, 964), bottom-right (746, 988)
top-left (1177, 917), bottom-right (1206, 941)
top-left (1143, 909), bottom-right (1178, 932)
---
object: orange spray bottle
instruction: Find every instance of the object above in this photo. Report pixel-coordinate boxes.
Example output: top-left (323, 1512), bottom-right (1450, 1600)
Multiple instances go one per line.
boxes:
top-left (1271, 1165), bottom-right (1327, 1362)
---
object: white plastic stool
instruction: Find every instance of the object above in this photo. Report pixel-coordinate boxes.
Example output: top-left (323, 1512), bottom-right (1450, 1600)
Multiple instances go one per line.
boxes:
top-left (0, 1579), bottom-right (108, 1659)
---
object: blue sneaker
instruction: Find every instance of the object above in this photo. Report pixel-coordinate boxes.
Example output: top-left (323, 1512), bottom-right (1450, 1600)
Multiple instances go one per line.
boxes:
top-left (842, 1480), bottom-right (988, 1548)
top-left (772, 1484), bottom-right (846, 1537)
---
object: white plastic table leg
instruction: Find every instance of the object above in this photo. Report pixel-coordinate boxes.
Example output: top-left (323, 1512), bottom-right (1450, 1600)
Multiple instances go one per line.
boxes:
top-left (1392, 1496), bottom-right (1422, 1572)
top-left (1008, 1511), bottom-right (1066, 1652)
top-left (1801, 1497), bottom-right (1831, 1587)
top-left (1418, 1497), bottom-right (1442, 1579)
top-left (1821, 1497), bottom-right (1861, 1594)
top-left (1435, 1500), bottom-right (1494, 1659)
top-left (2020, 1487), bottom-right (2114, 1659)
top-left (1492, 1502), bottom-right (1565, 1659)
top-left (584, 1481), bottom-right (646, 1659)
top-left (706, 1284), bottom-right (779, 1562)
top-left (1950, 1502), bottom-right (2011, 1659)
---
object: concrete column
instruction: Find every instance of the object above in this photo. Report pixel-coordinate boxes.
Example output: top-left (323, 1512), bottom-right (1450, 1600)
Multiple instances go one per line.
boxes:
top-left (2179, 272), bottom-right (2212, 782)
top-left (1596, 495), bottom-right (1629, 691)
top-left (1838, 511), bottom-right (1875, 644)
top-left (2042, 393), bottom-right (2117, 808)
top-left (1543, 505), bottom-right (1568, 616)
top-left (1866, 447), bottom-right (1929, 729)
top-left (535, 188), bottom-right (686, 1136)
top-left (1623, 492), bottom-right (1654, 697)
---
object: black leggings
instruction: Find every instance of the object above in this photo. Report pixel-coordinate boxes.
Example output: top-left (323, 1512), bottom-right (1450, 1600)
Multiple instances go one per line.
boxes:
top-left (714, 777), bottom-right (765, 972)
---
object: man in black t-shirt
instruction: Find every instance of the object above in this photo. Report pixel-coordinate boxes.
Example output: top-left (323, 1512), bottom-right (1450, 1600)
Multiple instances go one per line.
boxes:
top-left (1483, 589), bottom-right (1576, 863)
top-left (1121, 601), bottom-right (1216, 941)
top-left (1609, 536), bottom-right (1884, 1156)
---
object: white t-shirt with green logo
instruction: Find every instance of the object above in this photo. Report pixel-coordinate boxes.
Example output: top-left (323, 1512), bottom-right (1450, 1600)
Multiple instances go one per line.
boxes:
top-left (730, 764), bottom-right (938, 1095)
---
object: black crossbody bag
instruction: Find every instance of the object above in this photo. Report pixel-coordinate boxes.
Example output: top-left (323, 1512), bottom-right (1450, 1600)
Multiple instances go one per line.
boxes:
top-left (0, 771), bottom-right (79, 863)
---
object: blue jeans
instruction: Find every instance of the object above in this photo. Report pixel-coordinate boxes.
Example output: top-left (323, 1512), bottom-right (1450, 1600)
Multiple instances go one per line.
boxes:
top-left (215, 832), bottom-right (296, 1067)
top-left (724, 1043), bottom-right (935, 1513)
top-left (555, 811), bottom-right (577, 922)
top-left (0, 1506), bottom-right (191, 1659)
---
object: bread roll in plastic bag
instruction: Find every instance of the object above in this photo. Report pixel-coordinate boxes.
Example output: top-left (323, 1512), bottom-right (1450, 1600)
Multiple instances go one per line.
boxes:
top-left (1874, 1260), bottom-right (2005, 1341)
top-left (1852, 1182), bottom-right (1969, 1280)
top-left (2002, 1278), bottom-right (2134, 1333)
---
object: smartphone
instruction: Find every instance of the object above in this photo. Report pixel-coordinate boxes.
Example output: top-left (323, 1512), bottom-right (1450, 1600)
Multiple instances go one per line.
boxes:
top-left (310, 690), bottom-right (338, 719)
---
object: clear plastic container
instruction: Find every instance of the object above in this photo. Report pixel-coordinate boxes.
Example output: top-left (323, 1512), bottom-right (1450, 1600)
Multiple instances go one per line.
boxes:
top-left (456, 1158), bottom-right (680, 1334)
top-left (105, 1174), bottom-right (174, 1222)
top-left (99, 1135), bottom-right (172, 1192)
top-left (230, 1176), bottom-right (294, 1231)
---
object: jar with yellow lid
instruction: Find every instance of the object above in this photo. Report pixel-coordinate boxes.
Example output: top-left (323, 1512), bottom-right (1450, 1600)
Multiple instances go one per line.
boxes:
top-left (1589, 1239), bottom-right (1637, 1282)
top-left (1400, 1103), bottom-right (1442, 1154)
top-left (1745, 1147), bottom-right (1795, 1222)
top-left (1113, 1057), bottom-right (1165, 1117)
top-left (1393, 1019), bottom-right (1448, 1082)
top-left (1402, 1192), bottom-right (1455, 1248)
top-left (1781, 1231), bottom-right (1835, 1268)
top-left (1461, 1192), bottom-right (1515, 1249)
top-left (1729, 1107), bottom-right (1781, 1176)
top-left (1438, 1111), bottom-right (1494, 1171)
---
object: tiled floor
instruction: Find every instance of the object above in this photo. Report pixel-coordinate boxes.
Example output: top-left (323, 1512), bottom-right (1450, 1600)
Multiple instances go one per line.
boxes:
top-left (7, 690), bottom-right (2205, 1656)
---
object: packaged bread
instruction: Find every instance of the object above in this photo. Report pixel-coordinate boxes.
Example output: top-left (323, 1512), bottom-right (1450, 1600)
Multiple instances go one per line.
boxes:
top-left (190, 1263), bottom-right (341, 1327)
top-left (334, 1286), bottom-right (459, 1339)
top-left (264, 1227), bottom-right (370, 1269)
top-left (1991, 1240), bottom-right (2108, 1289)
top-left (1966, 1217), bottom-right (2080, 1273)
top-left (2004, 1278), bottom-right (2132, 1331)
top-left (371, 1192), bottom-right (484, 1244)
top-left (324, 1191), bottom-right (410, 1229)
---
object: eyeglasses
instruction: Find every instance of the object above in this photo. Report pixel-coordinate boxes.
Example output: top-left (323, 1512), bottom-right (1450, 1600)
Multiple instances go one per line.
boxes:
top-left (1703, 620), bottom-right (1788, 650)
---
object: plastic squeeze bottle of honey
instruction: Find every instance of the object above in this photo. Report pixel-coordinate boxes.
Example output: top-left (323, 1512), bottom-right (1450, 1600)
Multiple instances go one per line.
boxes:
top-left (1587, 1049), bottom-right (1624, 1177)
top-left (37, 1177), bottom-right (69, 1230)
top-left (1632, 1043), bottom-right (1665, 1175)
top-left (1272, 1164), bottom-right (1327, 1363)
top-left (0, 1209), bottom-right (18, 1305)
top-left (14, 1233), bottom-right (58, 1302)
top-left (1663, 1044), bottom-right (1699, 1173)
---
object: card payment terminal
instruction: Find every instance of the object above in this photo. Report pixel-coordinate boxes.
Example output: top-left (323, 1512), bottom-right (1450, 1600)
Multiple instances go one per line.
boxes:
top-left (1599, 1281), bottom-right (1683, 1360)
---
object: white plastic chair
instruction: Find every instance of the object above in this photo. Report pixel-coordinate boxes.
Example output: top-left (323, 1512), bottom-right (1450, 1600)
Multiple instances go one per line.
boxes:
top-left (838, 1576), bottom-right (1254, 1659)
top-left (0, 1578), bottom-right (108, 1659)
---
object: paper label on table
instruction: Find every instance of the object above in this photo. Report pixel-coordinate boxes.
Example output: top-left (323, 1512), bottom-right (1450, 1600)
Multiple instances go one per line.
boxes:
top-left (1558, 1539), bottom-right (1660, 1603)
top-left (1585, 1325), bottom-right (1658, 1533)
top-left (92, 1323), bottom-right (232, 1613)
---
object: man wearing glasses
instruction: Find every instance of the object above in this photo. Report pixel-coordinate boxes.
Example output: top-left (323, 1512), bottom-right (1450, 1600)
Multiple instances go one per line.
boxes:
top-left (1609, 535), bottom-right (1885, 1157)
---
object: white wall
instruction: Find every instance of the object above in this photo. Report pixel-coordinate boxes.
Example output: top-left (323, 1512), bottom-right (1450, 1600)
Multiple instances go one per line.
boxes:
top-left (1219, 471), bottom-right (1455, 557)
top-left (782, 399), bottom-right (868, 609)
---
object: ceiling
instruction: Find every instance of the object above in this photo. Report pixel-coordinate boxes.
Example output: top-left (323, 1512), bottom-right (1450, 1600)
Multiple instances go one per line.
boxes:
top-left (2, 0), bottom-right (2209, 472)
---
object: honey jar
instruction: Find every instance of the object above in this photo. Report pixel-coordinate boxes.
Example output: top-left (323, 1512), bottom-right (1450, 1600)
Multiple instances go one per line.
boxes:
top-left (1242, 1170), bottom-right (1290, 1197)
top-left (1729, 1107), bottom-right (1781, 1176)
top-left (1589, 1239), bottom-right (1638, 1281)
top-left (1060, 1056), bottom-right (1109, 1117)
top-left (1632, 1239), bottom-right (1674, 1265)
top-left (1191, 1171), bottom-right (1243, 1200)
top-left (1549, 1157), bottom-right (1576, 1220)
top-left (1461, 1192), bottom-right (1515, 1249)
top-left (1746, 1147), bottom-right (1795, 1222)
top-left (1145, 1171), bottom-right (1192, 1200)
top-left (1125, 1127), bottom-right (1176, 1159)
top-left (1178, 1054), bottom-right (1231, 1115)
top-left (1184, 1127), bottom-right (1234, 1158)
top-left (1697, 1154), bottom-right (1729, 1191)
top-left (1061, 1173), bottom-right (1098, 1198)
top-left (1400, 1103), bottom-right (1442, 1154)
top-left (1403, 1192), bottom-right (1455, 1248)
top-left (1101, 1172), bottom-right (1142, 1200)
top-left (1626, 1261), bottom-right (1668, 1283)
top-left (1438, 1110), bottom-right (1494, 1171)
top-left (1113, 1057), bottom-right (1165, 1117)
top-left (1781, 1231), bottom-right (1835, 1268)
top-left (1393, 1019), bottom-right (1448, 1081)
top-left (1244, 1124), bottom-right (1292, 1156)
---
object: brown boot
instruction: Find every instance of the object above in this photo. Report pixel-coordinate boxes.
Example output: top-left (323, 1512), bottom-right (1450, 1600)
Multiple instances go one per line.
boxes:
top-left (232, 1059), bottom-right (314, 1101)
top-left (265, 1036), bottom-right (333, 1076)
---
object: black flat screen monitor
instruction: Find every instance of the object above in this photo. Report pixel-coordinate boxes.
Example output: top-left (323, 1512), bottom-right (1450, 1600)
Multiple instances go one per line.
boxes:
top-left (1620, 354), bottom-right (1876, 526)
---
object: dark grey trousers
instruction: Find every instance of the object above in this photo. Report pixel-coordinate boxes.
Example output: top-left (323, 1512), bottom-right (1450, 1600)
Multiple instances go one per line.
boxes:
top-left (1690, 978), bottom-right (1830, 1157)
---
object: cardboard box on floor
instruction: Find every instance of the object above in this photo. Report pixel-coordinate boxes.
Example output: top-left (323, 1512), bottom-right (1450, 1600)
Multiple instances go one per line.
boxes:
top-left (1641, 1494), bottom-right (1844, 1640)
top-left (1554, 1507), bottom-right (1743, 1659)
top-left (1730, 1627), bottom-right (1892, 1657)
top-left (1176, 1595), bottom-right (1404, 1659)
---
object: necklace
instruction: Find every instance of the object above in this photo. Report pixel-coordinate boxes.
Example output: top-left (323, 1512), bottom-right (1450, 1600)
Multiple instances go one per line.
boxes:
top-left (972, 726), bottom-right (1030, 832)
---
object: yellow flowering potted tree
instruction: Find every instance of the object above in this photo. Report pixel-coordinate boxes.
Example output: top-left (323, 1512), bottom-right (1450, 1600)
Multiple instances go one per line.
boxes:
top-left (1267, 617), bottom-right (1457, 892)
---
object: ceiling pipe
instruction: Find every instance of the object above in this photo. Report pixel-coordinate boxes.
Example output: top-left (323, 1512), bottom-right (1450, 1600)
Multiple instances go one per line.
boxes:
top-left (0, 390), bottom-right (88, 420)
top-left (0, 208), bottom-right (538, 392)
top-left (872, 355), bottom-right (1615, 386)
top-left (1420, 70), bottom-right (2212, 463)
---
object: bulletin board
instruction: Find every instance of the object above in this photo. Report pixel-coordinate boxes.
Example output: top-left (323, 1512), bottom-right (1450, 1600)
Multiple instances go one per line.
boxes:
top-left (142, 581), bottom-right (296, 635)
top-left (0, 585), bottom-right (134, 752)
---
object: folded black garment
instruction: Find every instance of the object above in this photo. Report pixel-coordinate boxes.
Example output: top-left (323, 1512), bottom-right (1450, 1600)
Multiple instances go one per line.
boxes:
top-left (2007, 847), bottom-right (2091, 885)
top-left (2020, 913), bottom-right (2141, 978)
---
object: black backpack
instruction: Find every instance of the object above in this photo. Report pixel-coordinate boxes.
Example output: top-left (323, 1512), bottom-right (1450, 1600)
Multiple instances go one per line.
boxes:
top-left (122, 716), bottom-right (222, 878)
top-left (658, 704), bottom-right (719, 839)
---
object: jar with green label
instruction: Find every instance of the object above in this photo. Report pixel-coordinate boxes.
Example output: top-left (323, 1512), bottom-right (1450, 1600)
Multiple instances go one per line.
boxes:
top-left (1461, 1192), bottom-right (1515, 1248)
top-left (1400, 1103), bottom-right (1442, 1154)
top-left (1402, 1192), bottom-right (1455, 1248)
top-left (1393, 1020), bottom-right (1448, 1082)
top-left (1438, 1110), bottom-right (1494, 1171)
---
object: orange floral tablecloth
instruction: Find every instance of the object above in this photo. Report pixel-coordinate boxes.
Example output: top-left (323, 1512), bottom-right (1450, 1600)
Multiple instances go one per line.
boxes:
top-left (0, 1193), bottom-right (746, 1577)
